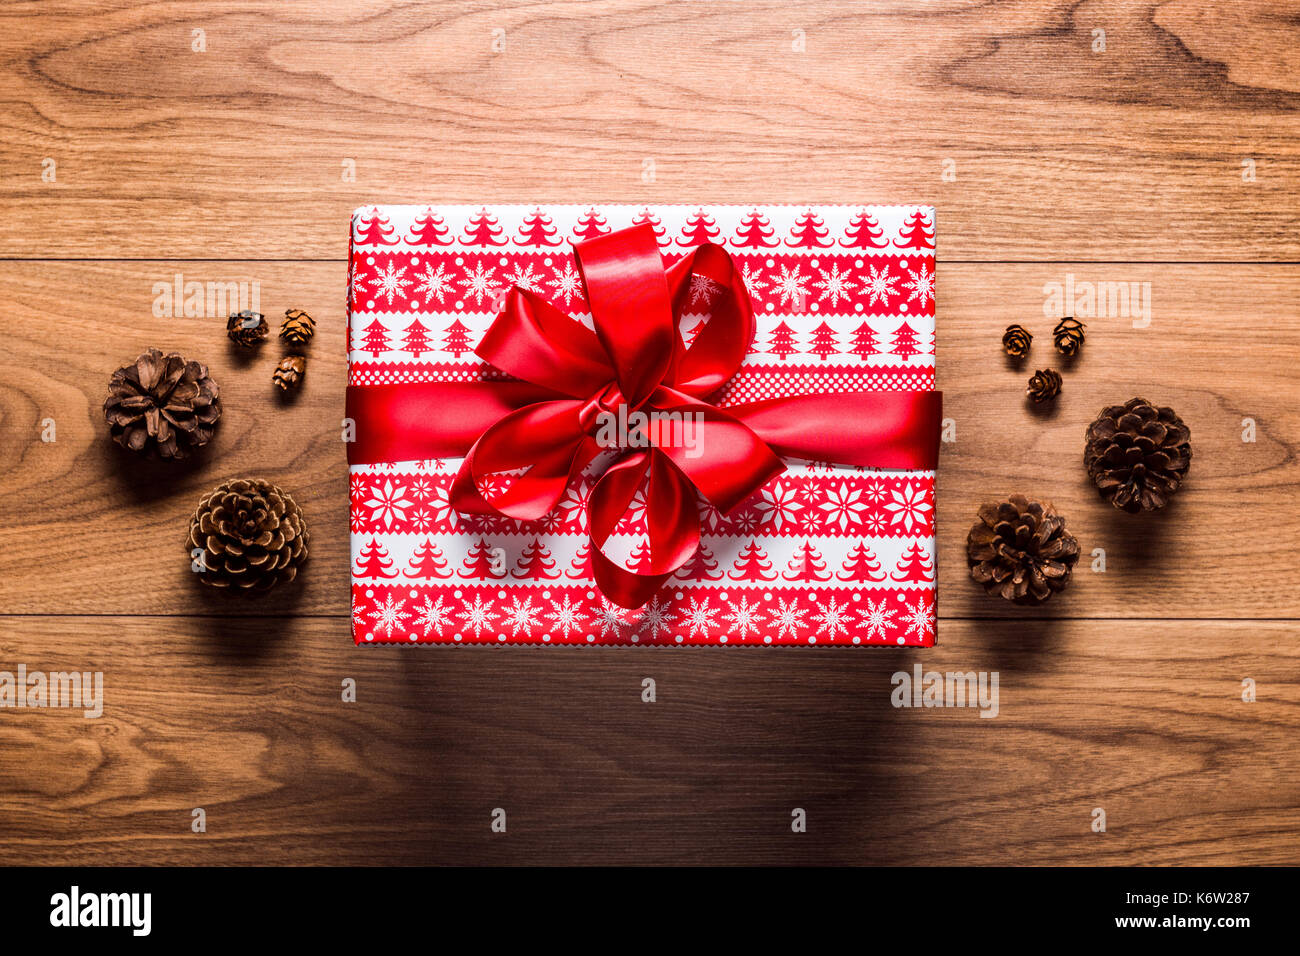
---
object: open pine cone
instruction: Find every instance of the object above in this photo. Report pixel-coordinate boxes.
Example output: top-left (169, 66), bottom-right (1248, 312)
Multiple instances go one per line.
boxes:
top-left (227, 310), bottom-right (268, 348)
top-left (1084, 398), bottom-right (1191, 512)
top-left (967, 495), bottom-right (1080, 605)
top-left (281, 308), bottom-right (316, 345)
top-left (104, 349), bottom-right (221, 459)
top-left (189, 478), bottom-right (309, 591)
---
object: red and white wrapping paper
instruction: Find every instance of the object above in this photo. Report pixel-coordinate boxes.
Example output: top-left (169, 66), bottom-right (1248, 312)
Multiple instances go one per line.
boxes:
top-left (348, 205), bottom-right (937, 645)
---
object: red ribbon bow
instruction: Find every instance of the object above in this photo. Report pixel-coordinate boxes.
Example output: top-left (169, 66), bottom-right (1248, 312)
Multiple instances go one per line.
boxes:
top-left (347, 223), bottom-right (942, 608)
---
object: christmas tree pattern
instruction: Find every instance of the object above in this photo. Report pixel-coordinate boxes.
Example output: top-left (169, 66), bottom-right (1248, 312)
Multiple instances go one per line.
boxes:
top-left (728, 540), bottom-right (777, 581)
top-left (571, 208), bottom-right (610, 243)
top-left (782, 540), bottom-right (832, 581)
top-left (848, 321), bottom-right (881, 360)
top-left (406, 209), bottom-right (452, 246)
top-left (514, 208), bottom-right (561, 246)
top-left (626, 540), bottom-right (656, 575)
top-left (763, 321), bottom-right (801, 360)
top-left (361, 318), bottom-right (392, 357)
top-left (399, 317), bottom-right (433, 357)
top-left (837, 542), bottom-right (886, 581)
top-left (678, 209), bottom-right (720, 246)
top-left (403, 539), bottom-right (452, 578)
top-left (889, 321), bottom-right (921, 358)
top-left (732, 209), bottom-right (778, 248)
top-left (461, 208), bottom-right (507, 246)
top-left (675, 542), bottom-right (723, 581)
top-left (896, 209), bottom-right (935, 250)
top-left (566, 542), bottom-right (593, 579)
top-left (787, 209), bottom-right (833, 248)
top-left (441, 319), bottom-right (473, 358)
top-left (807, 322), bottom-right (840, 361)
top-left (840, 210), bottom-right (888, 248)
top-left (354, 539), bottom-right (397, 578)
top-left (890, 542), bottom-right (935, 582)
top-left (354, 208), bottom-right (398, 245)
top-left (512, 538), bottom-right (560, 579)
top-left (682, 318), bottom-right (706, 347)
top-left (631, 208), bottom-right (668, 246)
top-left (461, 539), bottom-right (505, 579)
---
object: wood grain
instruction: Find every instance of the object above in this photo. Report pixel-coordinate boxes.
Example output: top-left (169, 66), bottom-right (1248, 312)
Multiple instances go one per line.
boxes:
top-left (0, 617), bottom-right (1292, 866)
top-left (1, 0), bottom-right (1297, 868)
top-left (1, 0), bottom-right (1299, 259)
top-left (1, 260), bottom-right (1296, 618)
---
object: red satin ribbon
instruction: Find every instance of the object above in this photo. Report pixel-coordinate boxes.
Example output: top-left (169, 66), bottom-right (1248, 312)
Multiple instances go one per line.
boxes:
top-left (347, 223), bottom-right (942, 608)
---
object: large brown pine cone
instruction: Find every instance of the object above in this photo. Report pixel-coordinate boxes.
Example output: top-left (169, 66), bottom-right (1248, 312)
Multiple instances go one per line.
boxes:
top-left (1084, 398), bottom-right (1191, 512)
top-left (967, 495), bottom-right (1080, 605)
top-left (104, 349), bottom-right (221, 459)
top-left (189, 478), bottom-right (309, 591)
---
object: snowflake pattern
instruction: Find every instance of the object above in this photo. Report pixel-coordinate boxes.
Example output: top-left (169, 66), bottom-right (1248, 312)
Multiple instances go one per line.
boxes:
top-left (773, 597), bottom-right (810, 641)
top-left (773, 264), bottom-right (811, 308)
top-left (882, 482), bottom-right (932, 532)
top-left (754, 481), bottom-right (804, 531)
top-left (414, 262), bottom-right (452, 304)
top-left (903, 264), bottom-right (934, 308)
top-left (685, 596), bottom-right (719, 638)
top-left (457, 594), bottom-right (498, 639)
top-left (814, 262), bottom-right (856, 307)
top-left (364, 479), bottom-right (414, 530)
top-left (369, 262), bottom-right (410, 305)
top-left (818, 482), bottom-right (868, 532)
top-left (904, 596), bottom-right (935, 643)
top-left (502, 595), bottom-right (542, 637)
top-left (861, 597), bottom-right (897, 642)
top-left (546, 594), bottom-right (584, 641)
top-left (636, 596), bottom-right (677, 641)
top-left (548, 262), bottom-right (583, 306)
top-left (412, 595), bottom-right (452, 638)
top-left (505, 262), bottom-right (543, 293)
top-left (459, 262), bottom-right (501, 307)
top-left (689, 273), bottom-right (720, 306)
top-left (367, 594), bottom-right (409, 638)
top-left (722, 595), bottom-right (764, 640)
top-left (594, 599), bottom-right (630, 639)
top-left (812, 595), bottom-right (852, 641)
top-left (862, 264), bottom-right (898, 306)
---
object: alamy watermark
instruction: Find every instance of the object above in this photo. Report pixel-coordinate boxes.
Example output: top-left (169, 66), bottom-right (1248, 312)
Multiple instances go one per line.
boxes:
top-left (891, 664), bottom-right (999, 718)
top-left (1043, 273), bottom-right (1151, 328)
top-left (0, 665), bottom-right (103, 718)
top-left (593, 406), bottom-right (704, 459)
top-left (152, 272), bottom-right (261, 318)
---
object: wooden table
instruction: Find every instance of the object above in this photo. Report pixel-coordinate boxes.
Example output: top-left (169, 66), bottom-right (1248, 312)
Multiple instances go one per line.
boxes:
top-left (1, 0), bottom-right (1296, 866)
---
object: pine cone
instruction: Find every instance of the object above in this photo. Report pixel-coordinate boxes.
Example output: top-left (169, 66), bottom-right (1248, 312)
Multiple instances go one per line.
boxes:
top-left (273, 354), bottom-right (306, 392)
top-left (281, 308), bottom-right (316, 345)
top-left (1084, 398), bottom-right (1191, 512)
top-left (1053, 317), bottom-right (1086, 356)
top-left (103, 349), bottom-right (221, 459)
top-left (1002, 324), bottom-right (1032, 358)
top-left (1027, 368), bottom-right (1062, 403)
top-left (967, 495), bottom-right (1079, 605)
top-left (189, 478), bottom-right (309, 591)
top-left (227, 310), bottom-right (268, 348)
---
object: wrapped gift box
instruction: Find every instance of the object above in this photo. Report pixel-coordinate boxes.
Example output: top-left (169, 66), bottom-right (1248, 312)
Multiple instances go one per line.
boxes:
top-left (347, 204), bottom-right (937, 645)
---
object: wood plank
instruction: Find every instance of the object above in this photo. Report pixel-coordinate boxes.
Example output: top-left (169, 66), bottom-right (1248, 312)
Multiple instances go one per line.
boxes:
top-left (1, 260), bottom-right (1297, 618)
top-left (0, 616), bottom-right (1292, 865)
top-left (2, 0), bottom-right (1299, 259)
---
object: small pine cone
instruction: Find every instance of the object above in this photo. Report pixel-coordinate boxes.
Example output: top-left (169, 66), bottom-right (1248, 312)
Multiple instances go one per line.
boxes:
top-left (281, 308), bottom-right (316, 345)
top-left (1084, 397), bottom-right (1191, 513)
top-left (273, 354), bottom-right (306, 392)
top-left (1053, 317), bottom-right (1086, 356)
top-left (967, 495), bottom-right (1079, 605)
top-left (104, 348), bottom-right (221, 459)
top-left (1026, 368), bottom-right (1062, 403)
top-left (189, 478), bottom-right (309, 591)
top-left (1002, 324), bottom-right (1032, 358)
top-left (227, 310), bottom-right (268, 348)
